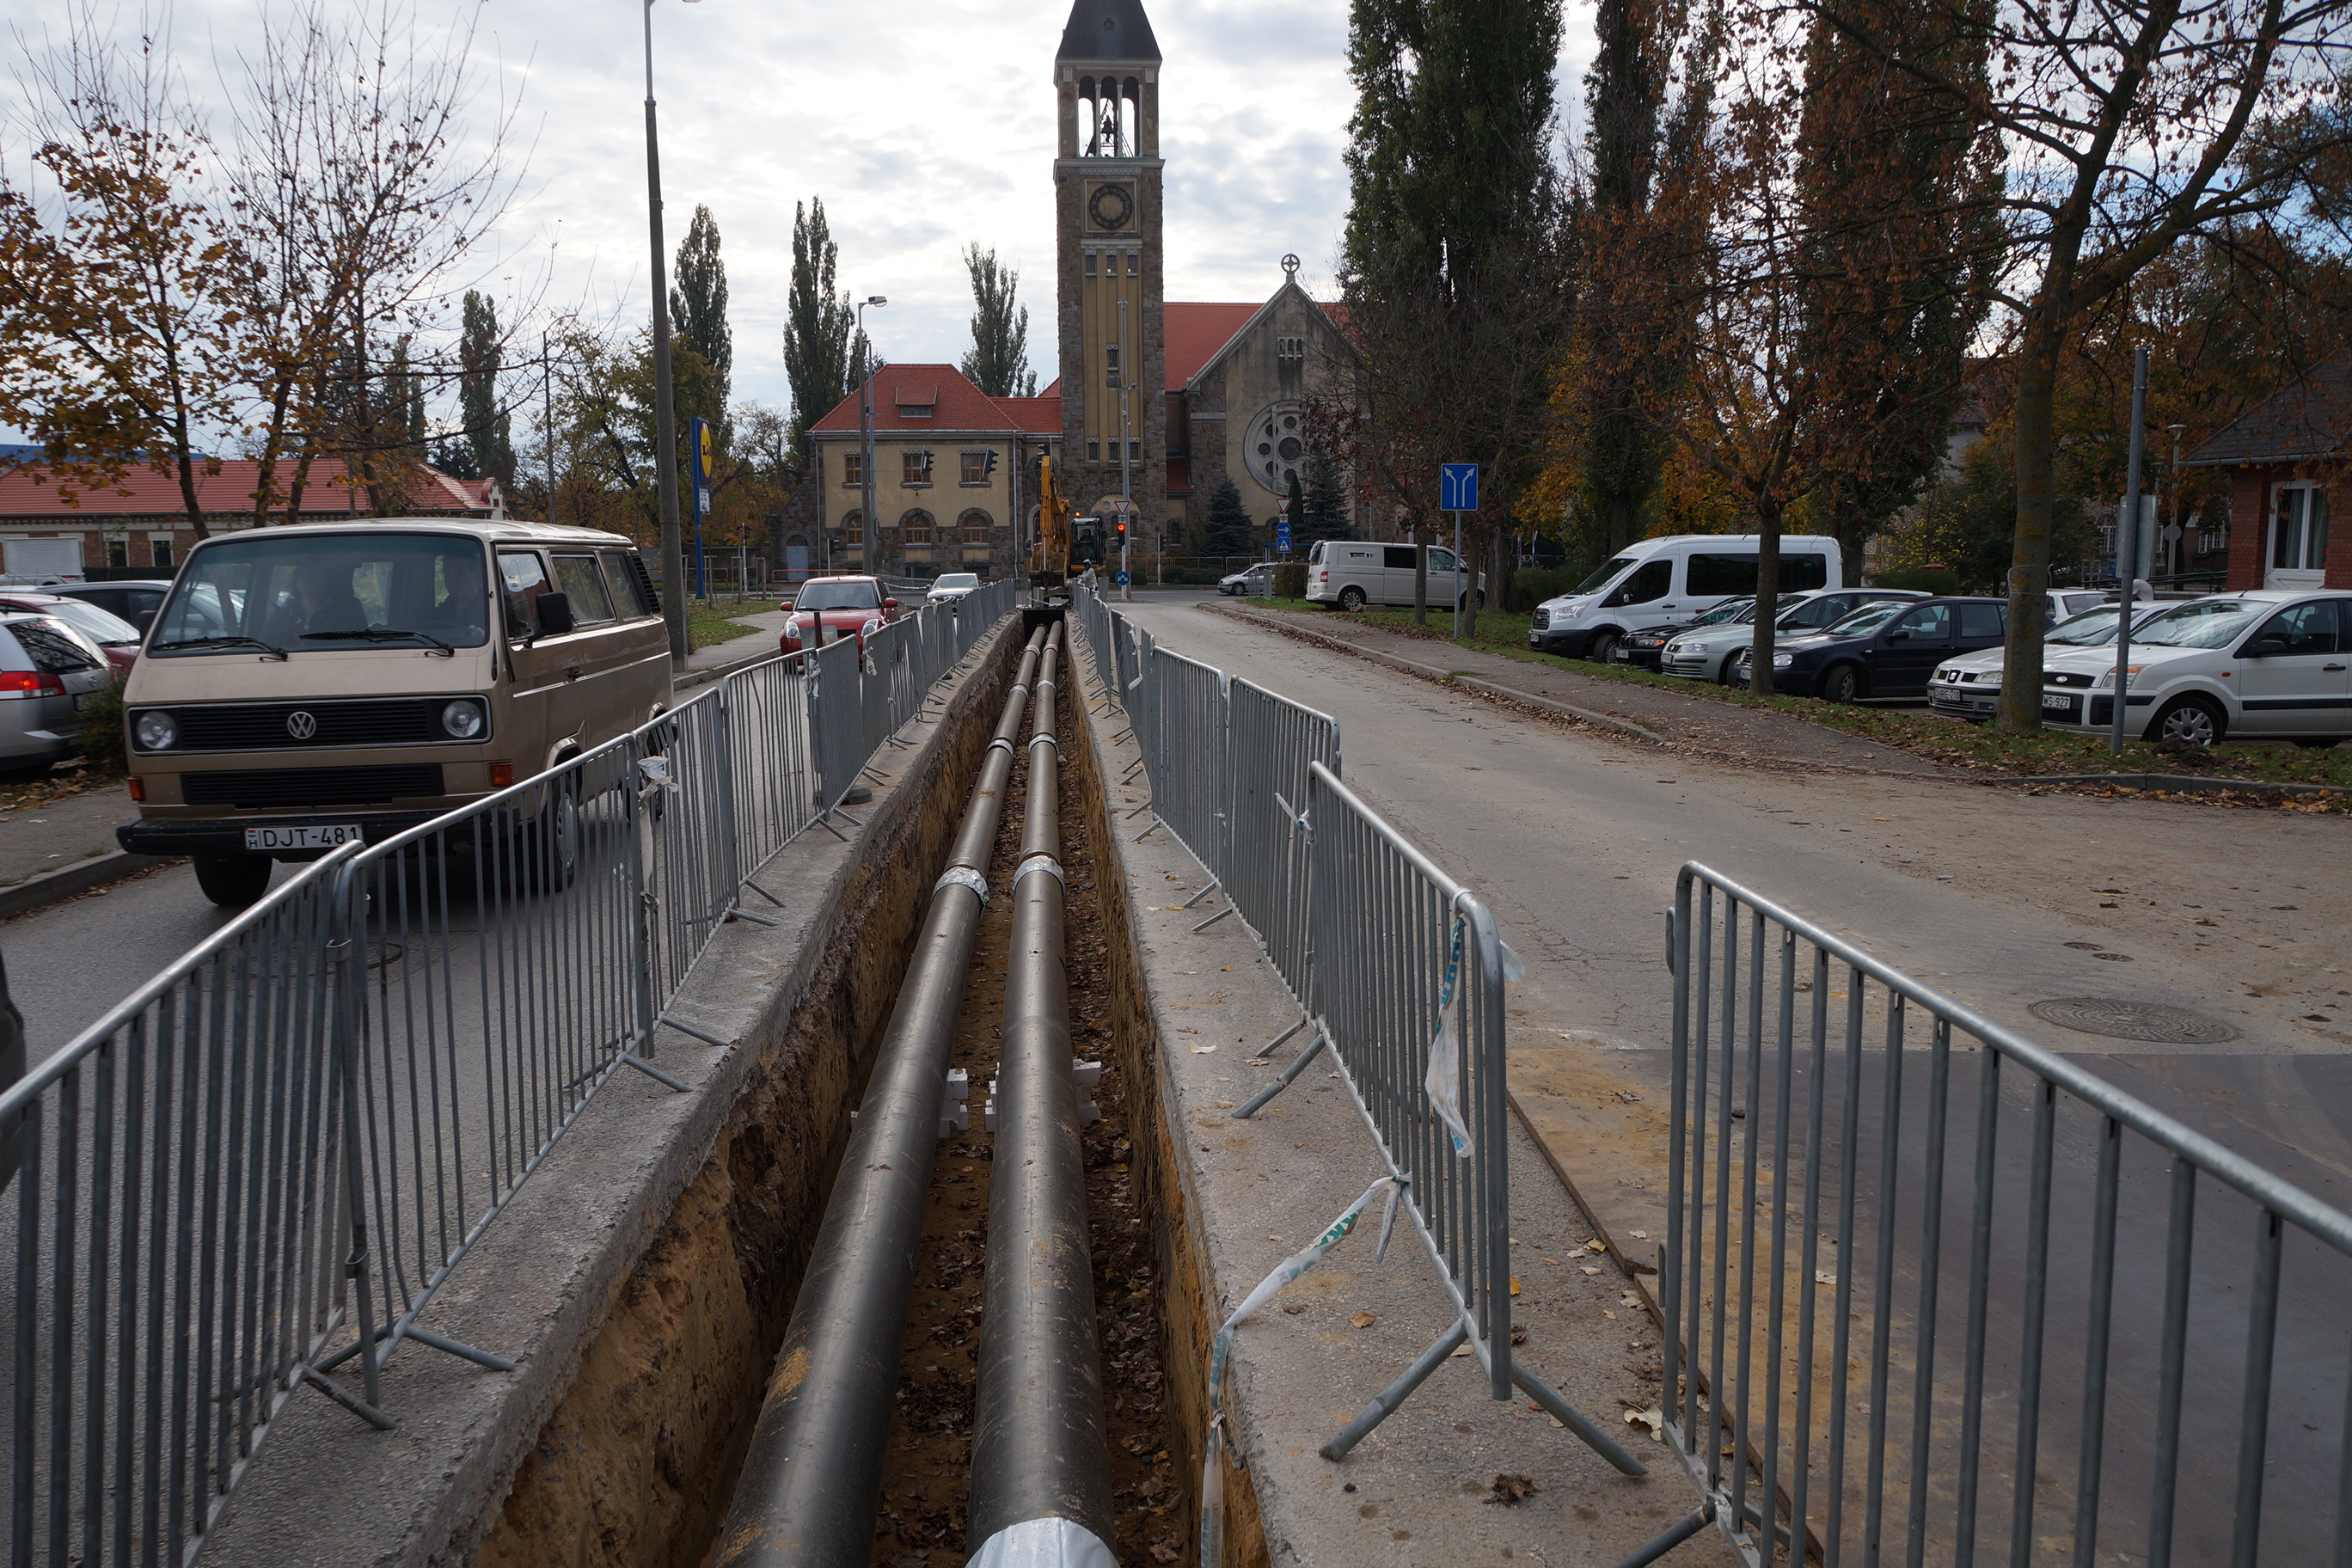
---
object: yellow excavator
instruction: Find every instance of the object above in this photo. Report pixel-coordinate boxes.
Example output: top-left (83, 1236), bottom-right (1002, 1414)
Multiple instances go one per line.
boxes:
top-left (1030, 454), bottom-right (1075, 594)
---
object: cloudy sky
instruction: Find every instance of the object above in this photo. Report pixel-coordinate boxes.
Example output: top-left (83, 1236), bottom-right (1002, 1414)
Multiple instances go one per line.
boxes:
top-left (9, 0), bottom-right (1596, 432)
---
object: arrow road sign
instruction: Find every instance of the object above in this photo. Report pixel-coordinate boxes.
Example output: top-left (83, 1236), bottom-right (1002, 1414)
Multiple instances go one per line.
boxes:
top-left (1276, 519), bottom-right (1293, 555)
top-left (1114, 571), bottom-right (1131, 586)
top-left (1440, 463), bottom-right (1479, 512)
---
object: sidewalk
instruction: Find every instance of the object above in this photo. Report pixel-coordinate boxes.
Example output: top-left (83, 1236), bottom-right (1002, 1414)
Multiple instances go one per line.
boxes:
top-left (684, 607), bottom-right (791, 675)
top-left (0, 783), bottom-right (135, 888)
top-left (1209, 600), bottom-right (1960, 778)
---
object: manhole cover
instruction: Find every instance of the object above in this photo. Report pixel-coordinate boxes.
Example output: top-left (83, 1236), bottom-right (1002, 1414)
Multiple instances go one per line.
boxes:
top-left (2027, 997), bottom-right (2240, 1044)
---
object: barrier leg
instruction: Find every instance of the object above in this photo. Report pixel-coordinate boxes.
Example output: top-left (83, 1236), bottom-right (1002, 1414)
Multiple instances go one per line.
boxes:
top-left (1606, 1504), bottom-right (1716, 1568)
top-left (1512, 1360), bottom-right (1649, 1475)
top-left (1234, 1032), bottom-right (1326, 1118)
top-left (1320, 1320), bottom-right (1467, 1460)
top-left (1258, 1017), bottom-right (1308, 1058)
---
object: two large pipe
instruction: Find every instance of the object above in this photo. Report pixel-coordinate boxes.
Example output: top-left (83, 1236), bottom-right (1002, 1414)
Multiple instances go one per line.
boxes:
top-left (714, 627), bottom-right (1048, 1568)
top-left (967, 624), bottom-right (1118, 1565)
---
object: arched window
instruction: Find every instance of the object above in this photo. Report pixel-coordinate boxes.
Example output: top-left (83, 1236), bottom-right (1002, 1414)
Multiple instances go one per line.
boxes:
top-left (900, 509), bottom-right (935, 545)
top-left (838, 511), bottom-right (863, 535)
top-left (958, 509), bottom-right (993, 543)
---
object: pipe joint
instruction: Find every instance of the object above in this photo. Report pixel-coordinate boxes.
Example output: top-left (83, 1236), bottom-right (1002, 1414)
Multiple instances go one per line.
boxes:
top-left (935, 865), bottom-right (990, 903)
top-left (1026, 733), bottom-right (1059, 751)
top-left (1012, 853), bottom-right (1063, 891)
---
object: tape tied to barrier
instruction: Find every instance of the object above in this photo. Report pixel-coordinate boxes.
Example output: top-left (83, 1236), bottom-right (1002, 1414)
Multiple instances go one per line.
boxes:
top-left (934, 865), bottom-right (989, 904)
top-left (1012, 853), bottom-right (1063, 891)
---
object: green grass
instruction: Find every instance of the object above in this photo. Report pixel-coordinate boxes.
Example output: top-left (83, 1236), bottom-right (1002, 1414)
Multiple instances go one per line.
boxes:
top-left (1242, 598), bottom-right (2352, 792)
top-left (684, 598), bottom-right (779, 652)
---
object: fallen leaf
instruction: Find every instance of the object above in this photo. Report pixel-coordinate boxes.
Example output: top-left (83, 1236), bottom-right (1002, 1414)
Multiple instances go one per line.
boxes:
top-left (1509, 1277), bottom-right (1521, 1296)
top-left (1483, 1473), bottom-right (1543, 1506)
top-left (1581, 1266), bottom-right (1602, 1276)
top-left (1584, 1239), bottom-right (1607, 1253)
top-left (1190, 1044), bottom-right (1218, 1055)
top-left (1625, 1406), bottom-right (1664, 1441)
top-left (1350, 1311), bottom-right (1376, 1328)
top-left (1244, 1057), bottom-right (1271, 1066)
top-left (1213, 1099), bottom-right (1234, 1109)
top-left (1280, 1302), bottom-right (1305, 1315)
top-left (1626, 1230), bottom-right (1649, 1240)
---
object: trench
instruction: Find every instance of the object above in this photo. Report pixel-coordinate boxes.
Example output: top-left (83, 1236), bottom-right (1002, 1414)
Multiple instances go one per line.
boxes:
top-left (467, 616), bottom-right (1242, 1568)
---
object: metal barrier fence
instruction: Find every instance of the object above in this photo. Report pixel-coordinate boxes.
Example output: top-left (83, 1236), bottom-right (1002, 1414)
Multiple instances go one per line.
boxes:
top-left (1063, 583), bottom-right (1642, 1481)
top-left (0, 590), bottom-right (1020, 1565)
top-left (1660, 864), bottom-right (2352, 1567)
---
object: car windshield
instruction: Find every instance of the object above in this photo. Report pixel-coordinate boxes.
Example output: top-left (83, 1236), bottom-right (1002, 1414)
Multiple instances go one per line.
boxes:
top-left (933, 574), bottom-right (979, 590)
top-left (1817, 603), bottom-right (1908, 638)
top-left (1693, 598), bottom-right (1755, 627)
top-left (2049, 607), bottom-right (2130, 646)
top-left (151, 533), bottom-right (490, 652)
top-left (796, 580), bottom-right (882, 611)
top-left (1573, 554), bottom-right (1638, 594)
top-left (21, 597), bottom-right (138, 645)
top-left (2131, 599), bottom-right (2270, 648)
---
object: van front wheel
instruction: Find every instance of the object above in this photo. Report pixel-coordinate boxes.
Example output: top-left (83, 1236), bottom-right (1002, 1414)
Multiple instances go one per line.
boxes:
top-left (1587, 630), bottom-right (1621, 665)
top-left (194, 854), bottom-right (273, 908)
top-left (1338, 585), bottom-right (1366, 611)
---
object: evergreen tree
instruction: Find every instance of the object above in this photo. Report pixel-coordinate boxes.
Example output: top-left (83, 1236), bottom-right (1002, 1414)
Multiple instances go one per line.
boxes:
top-left (782, 197), bottom-right (856, 473)
top-left (1302, 452), bottom-right (1350, 540)
top-left (670, 204), bottom-right (732, 411)
top-left (1202, 476), bottom-right (1254, 556)
top-left (959, 244), bottom-right (1037, 398)
top-left (458, 290), bottom-right (515, 487)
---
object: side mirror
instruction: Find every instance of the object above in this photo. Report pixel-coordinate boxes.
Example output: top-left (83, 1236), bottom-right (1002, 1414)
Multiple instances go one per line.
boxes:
top-left (2251, 636), bottom-right (2289, 658)
top-left (536, 591), bottom-right (576, 636)
top-left (884, 597), bottom-right (899, 611)
top-left (1887, 629), bottom-right (1910, 641)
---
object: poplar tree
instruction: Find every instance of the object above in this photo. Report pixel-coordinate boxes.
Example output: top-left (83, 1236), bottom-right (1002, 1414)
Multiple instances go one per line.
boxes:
top-left (782, 197), bottom-right (855, 473)
top-left (959, 244), bottom-right (1037, 398)
top-left (458, 290), bottom-right (514, 487)
top-left (670, 204), bottom-right (732, 412)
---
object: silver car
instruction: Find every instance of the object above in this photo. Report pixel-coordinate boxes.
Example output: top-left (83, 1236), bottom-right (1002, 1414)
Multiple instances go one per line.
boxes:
top-left (0, 613), bottom-right (113, 770)
top-left (1661, 589), bottom-right (1925, 683)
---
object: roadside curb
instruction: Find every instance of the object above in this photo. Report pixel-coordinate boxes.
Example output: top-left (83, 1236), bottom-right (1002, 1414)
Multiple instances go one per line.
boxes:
top-left (1203, 603), bottom-right (1669, 744)
top-left (1994, 771), bottom-right (2352, 799)
top-left (0, 849), bottom-right (176, 922)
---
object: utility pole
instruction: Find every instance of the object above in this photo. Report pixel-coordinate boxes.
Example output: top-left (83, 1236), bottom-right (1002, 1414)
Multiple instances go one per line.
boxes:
top-left (1118, 298), bottom-right (1132, 603)
top-left (644, 0), bottom-right (701, 666)
top-left (2165, 423), bottom-right (2189, 579)
top-left (2110, 346), bottom-right (2148, 754)
top-left (858, 296), bottom-right (886, 576)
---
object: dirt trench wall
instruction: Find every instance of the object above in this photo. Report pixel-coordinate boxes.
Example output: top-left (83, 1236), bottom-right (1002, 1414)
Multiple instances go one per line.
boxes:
top-left (468, 636), bottom-right (1017, 1568)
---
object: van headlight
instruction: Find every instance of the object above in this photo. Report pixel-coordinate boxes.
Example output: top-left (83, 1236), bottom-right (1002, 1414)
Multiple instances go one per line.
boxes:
top-left (440, 700), bottom-right (487, 738)
top-left (134, 710), bottom-right (176, 750)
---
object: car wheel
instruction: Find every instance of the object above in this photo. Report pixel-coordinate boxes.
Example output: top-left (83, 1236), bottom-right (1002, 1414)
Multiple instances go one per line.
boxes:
top-left (1588, 630), bottom-right (1621, 665)
top-left (194, 854), bottom-right (274, 909)
top-left (1338, 585), bottom-right (1367, 612)
top-left (1724, 651), bottom-right (1750, 686)
top-left (1820, 664), bottom-right (1864, 704)
top-left (2145, 695), bottom-right (2226, 747)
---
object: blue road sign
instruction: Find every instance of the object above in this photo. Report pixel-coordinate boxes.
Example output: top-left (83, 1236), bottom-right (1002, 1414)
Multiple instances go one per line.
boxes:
top-left (1276, 520), bottom-right (1293, 555)
top-left (1114, 571), bottom-right (1131, 586)
top-left (1440, 463), bottom-right (1479, 512)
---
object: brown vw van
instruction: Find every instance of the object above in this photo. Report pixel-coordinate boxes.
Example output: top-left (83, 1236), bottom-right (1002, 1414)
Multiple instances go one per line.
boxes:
top-left (116, 520), bottom-right (672, 906)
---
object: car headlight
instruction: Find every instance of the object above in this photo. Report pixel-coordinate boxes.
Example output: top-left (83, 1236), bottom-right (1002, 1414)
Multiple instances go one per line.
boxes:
top-left (783, 615), bottom-right (802, 638)
top-left (2093, 666), bottom-right (2143, 689)
top-left (861, 618), bottom-right (882, 638)
top-left (440, 700), bottom-right (486, 739)
top-left (1772, 652), bottom-right (1794, 668)
top-left (134, 709), bottom-right (176, 750)
top-left (1663, 641), bottom-right (1685, 655)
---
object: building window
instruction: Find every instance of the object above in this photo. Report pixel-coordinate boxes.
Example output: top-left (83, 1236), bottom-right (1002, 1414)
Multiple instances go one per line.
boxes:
top-left (901, 510), bottom-right (935, 545)
top-left (903, 449), bottom-right (933, 487)
top-left (1087, 439), bottom-right (1100, 462)
top-left (105, 540), bottom-right (128, 569)
top-left (842, 451), bottom-right (863, 487)
top-left (1126, 252), bottom-right (1138, 277)
top-left (151, 540), bottom-right (173, 570)
top-left (1086, 252), bottom-right (1097, 277)
top-left (959, 509), bottom-right (993, 543)
top-left (1128, 438), bottom-right (1142, 461)
top-left (960, 450), bottom-right (989, 485)
top-left (1277, 336), bottom-right (1305, 362)
top-left (1106, 345), bottom-right (1121, 387)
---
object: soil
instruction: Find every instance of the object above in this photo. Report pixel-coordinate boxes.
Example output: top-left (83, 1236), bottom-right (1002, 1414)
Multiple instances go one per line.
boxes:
top-left (865, 666), bottom-right (1181, 1568)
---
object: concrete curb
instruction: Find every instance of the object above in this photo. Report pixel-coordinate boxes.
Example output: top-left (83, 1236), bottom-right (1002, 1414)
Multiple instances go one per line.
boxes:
top-left (1994, 770), bottom-right (2352, 798)
top-left (0, 848), bottom-right (175, 921)
top-left (1202, 603), bottom-right (1668, 744)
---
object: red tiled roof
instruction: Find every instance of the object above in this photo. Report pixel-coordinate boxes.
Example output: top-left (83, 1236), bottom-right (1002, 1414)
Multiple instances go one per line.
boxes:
top-left (1164, 303), bottom-right (1263, 390)
top-left (993, 395), bottom-right (1063, 434)
top-left (812, 366), bottom-right (1030, 434)
top-left (0, 457), bottom-right (491, 520)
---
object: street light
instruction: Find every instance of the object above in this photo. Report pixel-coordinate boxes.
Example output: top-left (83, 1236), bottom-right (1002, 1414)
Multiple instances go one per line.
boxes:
top-left (857, 296), bottom-right (886, 574)
top-left (644, 0), bottom-right (701, 665)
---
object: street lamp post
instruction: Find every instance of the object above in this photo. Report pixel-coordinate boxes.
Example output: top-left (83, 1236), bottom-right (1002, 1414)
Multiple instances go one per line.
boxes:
top-left (857, 296), bottom-right (886, 576)
top-left (644, 0), bottom-right (700, 666)
top-left (2166, 423), bottom-right (2189, 579)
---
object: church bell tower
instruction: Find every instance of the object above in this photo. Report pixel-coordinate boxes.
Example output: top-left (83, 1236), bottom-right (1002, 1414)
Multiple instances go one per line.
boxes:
top-left (1055, 0), bottom-right (1166, 539)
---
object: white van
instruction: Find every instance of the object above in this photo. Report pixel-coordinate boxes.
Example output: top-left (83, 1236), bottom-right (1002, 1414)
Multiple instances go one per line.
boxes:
top-left (1528, 535), bottom-right (1842, 662)
top-left (1306, 540), bottom-right (1478, 611)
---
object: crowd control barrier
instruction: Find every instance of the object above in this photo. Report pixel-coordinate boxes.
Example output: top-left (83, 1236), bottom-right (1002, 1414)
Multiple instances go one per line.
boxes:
top-left (0, 586), bottom-right (1019, 1565)
top-left (1657, 863), bottom-right (2352, 1567)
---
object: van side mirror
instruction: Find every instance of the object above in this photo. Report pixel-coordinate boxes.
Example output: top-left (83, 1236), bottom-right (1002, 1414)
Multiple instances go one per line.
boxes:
top-left (2251, 635), bottom-right (2288, 658)
top-left (536, 591), bottom-right (576, 636)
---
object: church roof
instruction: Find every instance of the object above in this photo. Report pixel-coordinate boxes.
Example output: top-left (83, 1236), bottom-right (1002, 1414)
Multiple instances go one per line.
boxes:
top-left (1057, 0), bottom-right (1161, 63)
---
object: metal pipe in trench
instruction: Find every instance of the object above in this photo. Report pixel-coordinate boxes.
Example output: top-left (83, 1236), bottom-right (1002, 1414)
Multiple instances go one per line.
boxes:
top-left (713, 626), bottom-right (1049, 1568)
top-left (967, 623), bottom-right (1119, 1567)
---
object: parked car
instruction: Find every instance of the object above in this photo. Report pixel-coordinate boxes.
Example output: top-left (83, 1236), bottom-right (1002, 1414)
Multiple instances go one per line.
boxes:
top-left (1610, 596), bottom-right (1760, 671)
top-left (116, 520), bottom-right (672, 908)
top-left (0, 591), bottom-right (143, 677)
top-left (1660, 588), bottom-right (1926, 683)
top-left (1528, 534), bottom-right (1843, 662)
top-left (1926, 602), bottom-right (2178, 721)
top-left (1219, 562), bottom-right (1278, 597)
top-left (1305, 540), bottom-right (1482, 611)
top-left (1764, 597), bottom-right (2010, 702)
top-left (52, 579), bottom-right (175, 635)
top-left (2036, 590), bottom-right (2352, 747)
top-left (927, 573), bottom-right (981, 605)
top-left (0, 613), bottom-right (113, 771)
top-left (781, 575), bottom-right (903, 654)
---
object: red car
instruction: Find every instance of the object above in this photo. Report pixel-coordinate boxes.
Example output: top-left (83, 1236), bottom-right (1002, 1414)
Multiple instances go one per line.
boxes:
top-left (780, 575), bottom-right (902, 654)
top-left (0, 592), bottom-right (142, 679)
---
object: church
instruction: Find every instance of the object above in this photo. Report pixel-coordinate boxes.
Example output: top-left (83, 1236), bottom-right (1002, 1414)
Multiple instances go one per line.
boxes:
top-left (774, 0), bottom-right (1368, 579)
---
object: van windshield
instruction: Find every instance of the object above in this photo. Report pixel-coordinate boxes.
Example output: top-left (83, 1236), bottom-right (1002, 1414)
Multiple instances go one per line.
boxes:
top-left (1573, 555), bottom-right (1638, 595)
top-left (151, 533), bottom-right (491, 654)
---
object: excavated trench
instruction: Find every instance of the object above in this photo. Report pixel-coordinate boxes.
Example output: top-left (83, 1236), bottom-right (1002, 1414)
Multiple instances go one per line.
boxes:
top-left (467, 618), bottom-right (1218, 1568)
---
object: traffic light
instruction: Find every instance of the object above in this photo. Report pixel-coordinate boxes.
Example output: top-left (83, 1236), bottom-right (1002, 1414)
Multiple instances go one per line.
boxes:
top-left (1113, 519), bottom-right (1128, 547)
top-left (983, 450), bottom-right (999, 480)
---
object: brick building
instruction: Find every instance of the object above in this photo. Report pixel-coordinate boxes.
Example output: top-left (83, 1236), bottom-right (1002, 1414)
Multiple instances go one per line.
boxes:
top-left (2182, 363), bottom-right (2349, 591)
